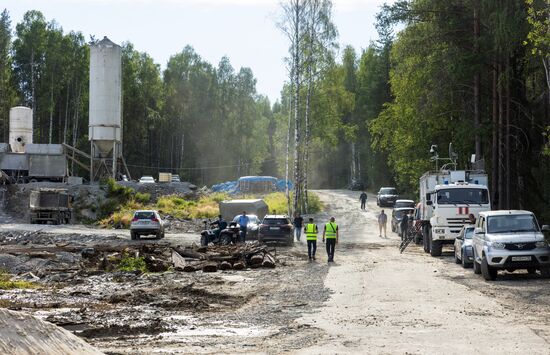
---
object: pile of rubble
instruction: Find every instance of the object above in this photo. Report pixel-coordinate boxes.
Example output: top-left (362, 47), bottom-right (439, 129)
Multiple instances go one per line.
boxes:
top-left (0, 232), bottom-right (278, 280)
top-left (172, 242), bottom-right (277, 272)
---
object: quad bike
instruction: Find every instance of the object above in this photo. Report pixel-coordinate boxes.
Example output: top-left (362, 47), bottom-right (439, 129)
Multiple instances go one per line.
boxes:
top-left (200, 220), bottom-right (240, 246)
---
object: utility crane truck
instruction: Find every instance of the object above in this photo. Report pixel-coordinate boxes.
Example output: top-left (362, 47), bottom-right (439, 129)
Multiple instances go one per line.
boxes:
top-left (419, 144), bottom-right (491, 256)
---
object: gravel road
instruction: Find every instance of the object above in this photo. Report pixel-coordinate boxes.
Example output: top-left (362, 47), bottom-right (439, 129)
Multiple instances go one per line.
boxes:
top-left (297, 190), bottom-right (550, 354)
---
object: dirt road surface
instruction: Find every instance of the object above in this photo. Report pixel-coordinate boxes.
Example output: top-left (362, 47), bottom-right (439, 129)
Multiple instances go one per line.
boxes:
top-left (298, 190), bottom-right (550, 354)
top-left (2, 189), bottom-right (550, 354)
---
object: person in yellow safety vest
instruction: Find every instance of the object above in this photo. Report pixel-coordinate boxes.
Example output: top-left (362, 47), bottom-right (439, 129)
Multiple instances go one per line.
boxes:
top-left (304, 217), bottom-right (318, 261)
top-left (323, 216), bottom-right (339, 263)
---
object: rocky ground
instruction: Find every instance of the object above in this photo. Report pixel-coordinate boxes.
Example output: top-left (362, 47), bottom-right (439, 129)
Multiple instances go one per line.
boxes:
top-left (1, 190), bottom-right (550, 354)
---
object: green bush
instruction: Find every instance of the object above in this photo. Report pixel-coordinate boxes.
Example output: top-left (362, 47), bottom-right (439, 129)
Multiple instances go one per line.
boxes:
top-left (0, 270), bottom-right (37, 290)
top-left (106, 178), bottom-right (134, 202)
top-left (118, 254), bottom-right (147, 273)
top-left (134, 192), bottom-right (151, 204)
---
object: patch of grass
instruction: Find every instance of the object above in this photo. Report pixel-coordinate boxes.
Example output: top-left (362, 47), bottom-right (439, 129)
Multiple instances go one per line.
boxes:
top-left (0, 270), bottom-right (37, 290)
top-left (134, 192), bottom-right (151, 204)
top-left (263, 192), bottom-right (324, 215)
top-left (117, 254), bottom-right (147, 273)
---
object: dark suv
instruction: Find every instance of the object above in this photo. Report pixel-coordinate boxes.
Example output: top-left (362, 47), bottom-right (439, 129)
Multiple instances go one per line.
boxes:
top-left (258, 215), bottom-right (293, 245)
top-left (377, 187), bottom-right (398, 207)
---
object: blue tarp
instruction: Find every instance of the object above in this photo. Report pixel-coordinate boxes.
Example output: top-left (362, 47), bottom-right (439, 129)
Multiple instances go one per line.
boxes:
top-left (212, 176), bottom-right (293, 194)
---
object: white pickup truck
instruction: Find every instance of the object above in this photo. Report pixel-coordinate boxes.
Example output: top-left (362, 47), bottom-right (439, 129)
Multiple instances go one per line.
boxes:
top-left (419, 170), bottom-right (491, 256)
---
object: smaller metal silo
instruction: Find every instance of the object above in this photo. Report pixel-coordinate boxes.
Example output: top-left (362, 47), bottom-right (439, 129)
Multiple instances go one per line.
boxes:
top-left (9, 106), bottom-right (33, 153)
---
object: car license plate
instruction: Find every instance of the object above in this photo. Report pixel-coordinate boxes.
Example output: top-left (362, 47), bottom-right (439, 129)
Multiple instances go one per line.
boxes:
top-left (139, 221), bottom-right (150, 225)
top-left (270, 227), bottom-right (280, 231)
top-left (511, 256), bottom-right (531, 261)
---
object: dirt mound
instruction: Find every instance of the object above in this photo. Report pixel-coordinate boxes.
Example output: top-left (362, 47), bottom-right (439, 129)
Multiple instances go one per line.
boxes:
top-left (0, 308), bottom-right (102, 355)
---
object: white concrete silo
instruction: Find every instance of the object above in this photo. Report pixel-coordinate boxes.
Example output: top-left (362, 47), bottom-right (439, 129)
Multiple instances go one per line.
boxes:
top-left (9, 106), bottom-right (33, 153)
top-left (89, 36), bottom-right (122, 180)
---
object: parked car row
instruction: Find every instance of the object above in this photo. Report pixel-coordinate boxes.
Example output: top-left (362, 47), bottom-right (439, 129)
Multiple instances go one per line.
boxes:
top-left (199, 214), bottom-right (294, 246)
top-left (394, 206), bottom-right (550, 281)
top-left (137, 174), bottom-right (181, 184)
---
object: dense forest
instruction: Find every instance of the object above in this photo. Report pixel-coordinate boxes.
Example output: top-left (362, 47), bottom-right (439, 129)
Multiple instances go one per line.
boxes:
top-left (0, 0), bottom-right (549, 218)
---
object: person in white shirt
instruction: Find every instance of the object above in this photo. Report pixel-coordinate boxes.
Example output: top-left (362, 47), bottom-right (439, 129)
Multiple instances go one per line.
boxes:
top-left (378, 210), bottom-right (388, 238)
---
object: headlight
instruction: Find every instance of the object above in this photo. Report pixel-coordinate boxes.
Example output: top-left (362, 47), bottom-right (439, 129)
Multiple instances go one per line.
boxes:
top-left (491, 242), bottom-right (506, 249)
top-left (536, 241), bottom-right (548, 248)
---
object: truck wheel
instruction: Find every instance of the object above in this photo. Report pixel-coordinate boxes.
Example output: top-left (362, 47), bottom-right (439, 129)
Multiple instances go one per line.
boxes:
top-left (540, 268), bottom-right (550, 278)
top-left (430, 238), bottom-right (442, 257)
top-left (156, 231), bottom-right (162, 239)
top-left (200, 235), bottom-right (208, 246)
top-left (481, 255), bottom-right (497, 280)
top-left (527, 268), bottom-right (536, 274)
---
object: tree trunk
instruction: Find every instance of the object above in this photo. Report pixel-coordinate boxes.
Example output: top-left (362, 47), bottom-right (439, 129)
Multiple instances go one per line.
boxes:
top-left (31, 49), bottom-right (37, 142)
top-left (505, 61), bottom-right (511, 209)
top-left (63, 82), bottom-right (70, 144)
top-left (497, 63), bottom-right (504, 210)
top-left (303, 76), bottom-right (312, 214)
top-left (285, 91), bottom-right (292, 215)
top-left (491, 65), bottom-right (498, 207)
top-left (473, 0), bottom-right (482, 159)
top-left (48, 76), bottom-right (54, 144)
top-left (292, 1), bottom-right (302, 215)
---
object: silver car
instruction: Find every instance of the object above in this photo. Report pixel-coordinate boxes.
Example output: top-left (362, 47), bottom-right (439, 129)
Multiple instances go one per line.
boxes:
top-left (454, 224), bottom-right (475, 268)
top-left (472, 210), bottom-right (550, 280)
top-left (130, 210), bottom-right (165, 240)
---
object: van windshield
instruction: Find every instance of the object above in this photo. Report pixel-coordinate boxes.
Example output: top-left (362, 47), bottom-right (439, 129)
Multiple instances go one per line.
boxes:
top-left (380, 188), bottom-right (397, 195)
top-left (436, 188), bottom-right (489, 205)
top-left (487, 214), bottom-right (539, 234)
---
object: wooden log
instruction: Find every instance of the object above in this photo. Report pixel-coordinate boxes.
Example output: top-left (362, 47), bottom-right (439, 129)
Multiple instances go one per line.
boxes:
top-left (202, 263), bottom-right (218, 273)
top-left (174, 247), bottom-right (207, 260)
top-left (250, 254), bottom-right (264, 266)
top-left (182, 265), bottom-right (197, 272)
top-left (233, 261), bottom-right (245, 270)
top-left (219, 261), bottom-right (232, 270)
top-left (262, 253), bottom-right (276, 268)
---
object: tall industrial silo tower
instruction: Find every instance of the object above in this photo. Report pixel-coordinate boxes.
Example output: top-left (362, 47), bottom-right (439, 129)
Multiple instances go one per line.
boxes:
top-left (89, 36), bottom-right (125, 181)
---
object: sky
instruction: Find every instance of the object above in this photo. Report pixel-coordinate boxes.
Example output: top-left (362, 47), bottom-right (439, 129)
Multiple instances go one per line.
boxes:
top-left (3, 0), bottom-right (389, 103)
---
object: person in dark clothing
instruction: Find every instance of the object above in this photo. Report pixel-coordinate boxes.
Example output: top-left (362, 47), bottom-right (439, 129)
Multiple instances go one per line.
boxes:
top-left (400, 213), bottom-right (409, 241)
top-left (323, 217), bottom-right (339, 262)
top-left (211, 214), bottom-right (227, 239)
top-left (293, 212), bottom-right (304, 242)
top-left (359, 192), bottom-right (368, 210)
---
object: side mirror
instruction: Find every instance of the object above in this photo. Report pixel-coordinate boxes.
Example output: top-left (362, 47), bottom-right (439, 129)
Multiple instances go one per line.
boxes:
top-left (425, 193), bottom-right (431, 201)
top-left (426, 200), bottom-right (433, 206)
top-left (475, 227), bottom-right (485, 235)
top-left (542, 225), bottom-right (550, 232)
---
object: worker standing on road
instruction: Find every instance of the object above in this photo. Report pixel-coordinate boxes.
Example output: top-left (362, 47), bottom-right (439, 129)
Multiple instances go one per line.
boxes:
top-left (238, 211), bottom-right (249, 243)
top-left (304, 217), bottom-right (318, 261)
top-left (359, 191), bottom-right (368, 210)
top-left (323, 217), bottom-right (339, 262)
top-left (400, 212), bottom-right (409, 241)
top-left (378, 210), bottom-right (387, 238)
top-left (293, 212), bottom-right (304, 242)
